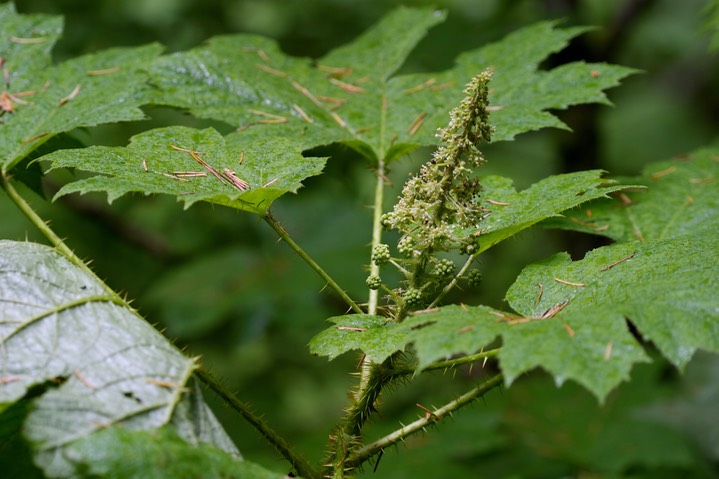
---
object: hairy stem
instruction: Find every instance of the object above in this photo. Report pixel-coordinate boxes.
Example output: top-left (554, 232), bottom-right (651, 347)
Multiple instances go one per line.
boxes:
top-left (324, 356), bottom-right (398, 478)
top-left (196, 369), bottom-right (320, 479)
top-left (392, 348), bottom-right (500, 377)
top-left (263, 211), bottom-right (363, 315)
top-left (0, 174), bottom-right (124, 303)
top-left (345, 373), bottom-right (503, 469)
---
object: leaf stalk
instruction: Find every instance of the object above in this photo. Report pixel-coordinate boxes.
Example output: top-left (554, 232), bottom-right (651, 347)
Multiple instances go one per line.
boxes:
top-left (0, 173), bottom-right (126, 305)
top-left (196, 369), bottom-right (320, 479)
top-left (263, 211), bottom-right (363, 315)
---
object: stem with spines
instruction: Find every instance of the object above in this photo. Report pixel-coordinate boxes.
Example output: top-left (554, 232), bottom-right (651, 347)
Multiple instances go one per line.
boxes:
top-left (2, 173), bottom-right (315, 477)
top-left (263, 210), bottom-right (363, 315)
top-left (344, 373), bottom-right (504, 469)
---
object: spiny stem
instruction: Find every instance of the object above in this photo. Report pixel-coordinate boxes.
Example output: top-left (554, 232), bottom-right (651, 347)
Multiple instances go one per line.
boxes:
top-left (392, 348), bottom-right (500, 377)
top-left (345, 373), bottom-right (503, 469)
top-left (0, 174), bottom-right (125, 304)
top-left (263, 211), bottom-right (363, 314)
top-left (1, 174), bottom-right (318, 474)
top-left (196, 369), bottom-right (320, 479)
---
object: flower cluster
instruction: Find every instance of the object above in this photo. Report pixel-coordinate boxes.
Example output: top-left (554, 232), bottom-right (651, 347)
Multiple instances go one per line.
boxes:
top-left (370, 71), bottom-right (494, 315)
top-left (381, 70), bottom-right (494, 253)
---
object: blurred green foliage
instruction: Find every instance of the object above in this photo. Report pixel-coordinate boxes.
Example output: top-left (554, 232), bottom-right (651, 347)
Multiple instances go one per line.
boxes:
top-left (3, 0), bottom-right (719, 477)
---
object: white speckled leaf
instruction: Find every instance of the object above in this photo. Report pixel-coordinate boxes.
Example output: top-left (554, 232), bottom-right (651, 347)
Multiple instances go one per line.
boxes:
top-left (0, 241), bottom-right (239, 477)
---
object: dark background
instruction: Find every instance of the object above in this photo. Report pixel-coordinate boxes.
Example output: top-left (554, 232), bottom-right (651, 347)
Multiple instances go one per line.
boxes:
top-left (3, 0), bottom-right (719, 477)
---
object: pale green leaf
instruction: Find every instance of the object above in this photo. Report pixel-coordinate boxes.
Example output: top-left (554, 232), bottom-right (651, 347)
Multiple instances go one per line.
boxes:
top-left (544, 148), bottom-right (719, 242)
top-left (0, 240), bottom-right (239, 477)
top-left (44, 126), bottom-right (326, 213)
top-left (309, 315), bottom-right (405, 362)
top-left (66, 428), bottom-right (284, 479)
top-left (0, 4), bottom-right (162, 172)
top-left (150, 9), bottom-right (635, 164)
top-left (464, 170), bottom-right (632, 253)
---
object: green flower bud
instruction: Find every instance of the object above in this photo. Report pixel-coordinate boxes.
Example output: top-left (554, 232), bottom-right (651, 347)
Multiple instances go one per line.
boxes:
top-left (433, 258), bottom-right (455, 277)
top-left (403, 288), bottom-right (423, 306)
top-left (366, 274), bottom-right (382, 290)
top-left (467, 269), bottom-right (483, 287)
top-left (371, 243), bottom-right (391, 265)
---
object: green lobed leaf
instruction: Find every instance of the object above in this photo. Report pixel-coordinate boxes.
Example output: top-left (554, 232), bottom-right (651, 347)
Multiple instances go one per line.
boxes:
top-left (309, 315), bottom-right (405, 362)
top-left (0, 240), bottom-right (239, 477)
top-left (503, 226), bottom-right (719, 396)
top-left (311, 223), bottom-right (719, 400)
top-left (44, 126), bottom-right (326, 213)
top-left (310, 306), bottom-right (505, 369)
top-left (460, 170), bottom-right (633, 253)
top-left (66, 427), bottom-right (285, 479)
top-left (149, 7), bottom-right (445, 162)
top-left (393, 21), bottom-right (637, 149)
top-left (0, 4), bottom-right (162, 172)
top-left (149, 9), bottom-right (635, 164)
top-left (544, 148), bottom-right (719, 242)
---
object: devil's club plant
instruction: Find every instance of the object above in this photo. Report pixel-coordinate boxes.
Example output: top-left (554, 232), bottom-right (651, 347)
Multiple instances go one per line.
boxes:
top-left (1, 3), bottom-right (718, 478)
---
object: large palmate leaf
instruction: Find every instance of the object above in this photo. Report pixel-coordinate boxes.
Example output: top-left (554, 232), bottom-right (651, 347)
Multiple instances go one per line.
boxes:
top-left (149, 7), bottom-right (636, 163)
top-left (311, 163), bottom-right (719, 400)
top-left (44, 126), bottom-right (326, 213)
top-left (0, 3), bottom-right (161, 173)
top-left (0, 240), bottom-right (282, 478)
top-left (544, 148), bottom-right (719, 242)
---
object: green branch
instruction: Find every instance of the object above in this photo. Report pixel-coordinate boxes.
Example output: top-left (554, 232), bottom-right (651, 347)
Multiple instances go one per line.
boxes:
top-left (345, 373), bottom-right (504, 470)
top-left (359, 158), bottom-right (388, 398)
top-left (263, 211), bottom-right (363, 314)
top-left (368, 159), bottom-right (386, 316)
top-left (392, 348), bottom-right (500, 377)
top-left (196, 369), bottom-right (320, 479)
top-left (0, 174), bottom-right (125, 304)
top-left (1, 174), bottom-right (318, 475)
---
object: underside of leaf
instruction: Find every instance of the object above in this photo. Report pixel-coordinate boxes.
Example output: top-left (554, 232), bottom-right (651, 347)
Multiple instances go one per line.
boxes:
top-left (0, 241), bottom-right (238, 477)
